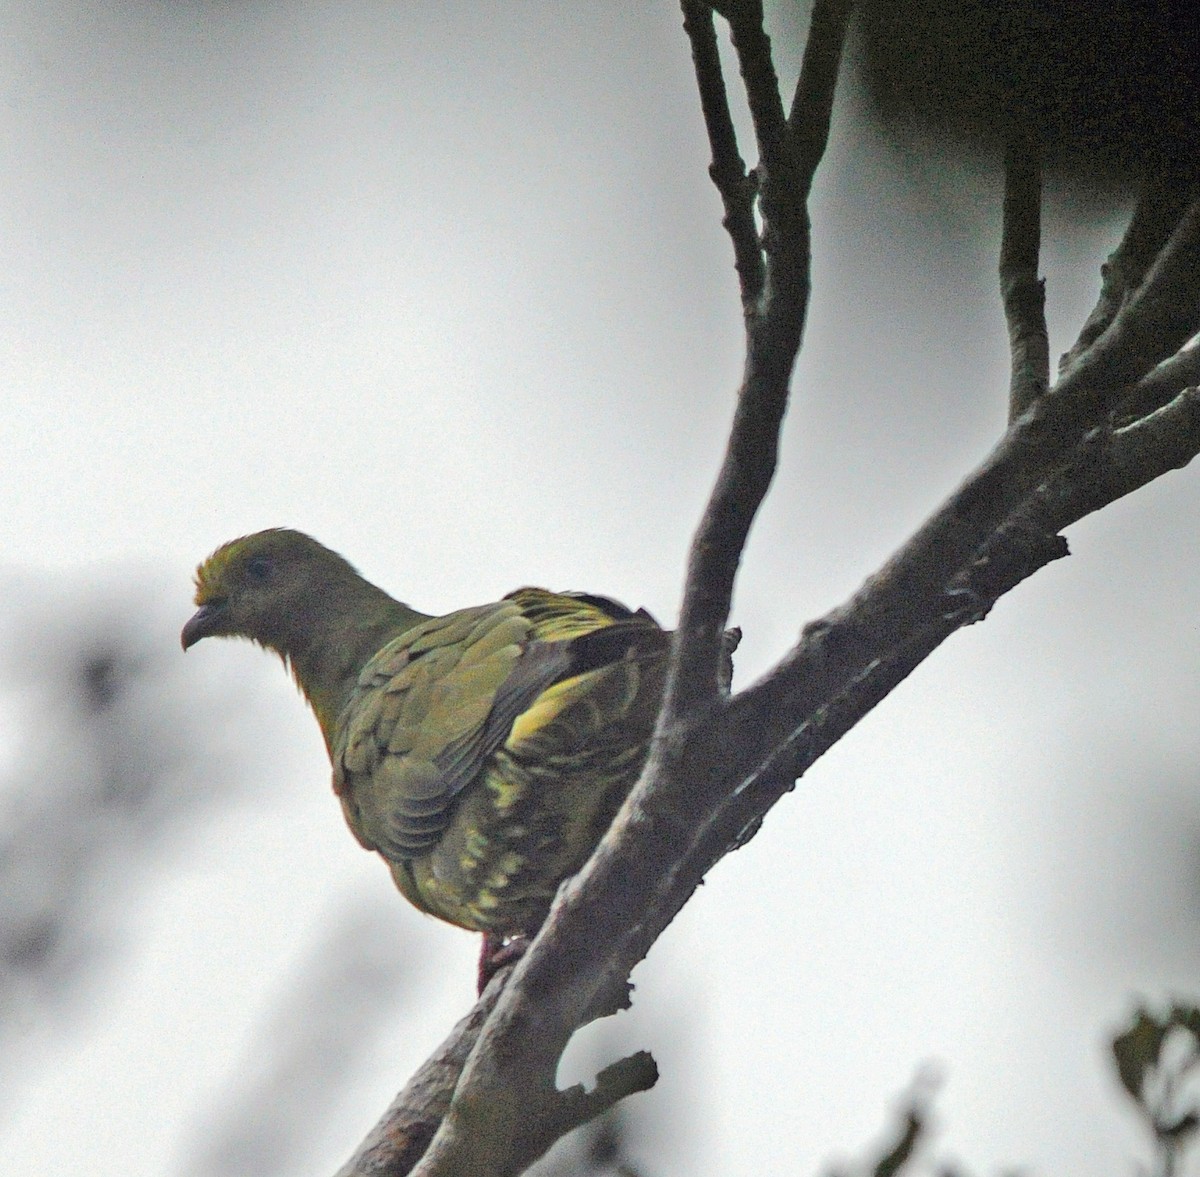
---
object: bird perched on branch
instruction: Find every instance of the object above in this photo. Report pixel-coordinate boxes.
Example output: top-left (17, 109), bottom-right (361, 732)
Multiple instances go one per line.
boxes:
top-left (182, 529), bottom-right (669, 987)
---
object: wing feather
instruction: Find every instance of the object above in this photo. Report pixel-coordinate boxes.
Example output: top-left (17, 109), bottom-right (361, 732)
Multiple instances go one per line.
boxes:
top-left (333, 589), bottom-right (664, 865)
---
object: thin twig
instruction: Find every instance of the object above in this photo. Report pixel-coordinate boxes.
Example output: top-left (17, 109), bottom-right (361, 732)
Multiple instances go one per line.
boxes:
top-left (669, 0), bottom-right (836, 712)
top-left (1060, 173), bottom-right (1197, 373)
top-left (871, 1106), bottom-right (925, 1177)
top-left (1000, 132), bottom-right (1049, 420)
top-left (728, 197), bottom-right (1200, 775)
top-left (1063, 197), bottom-right (1200, 390)
top-left (1117, 340), bottom-right (1200, 422)
top-left (725, 2), bottom-right (791, 199)
top-left (681, 0), bottom-right (764, 314)
top-left (714, 384), bottom-right (1200, 855)
top-left (666, 0), bottom-right (852, 713)
top-left (726, 1), bottom-right (804, 281)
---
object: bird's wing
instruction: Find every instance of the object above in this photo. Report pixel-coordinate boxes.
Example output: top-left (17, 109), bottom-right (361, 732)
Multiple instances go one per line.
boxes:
top-left (333, 590), bottom-right (658, 860)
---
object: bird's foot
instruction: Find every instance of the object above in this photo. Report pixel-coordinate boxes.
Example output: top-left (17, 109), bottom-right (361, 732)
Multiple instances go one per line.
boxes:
top-left (477, 932), bottom-right (529, 994)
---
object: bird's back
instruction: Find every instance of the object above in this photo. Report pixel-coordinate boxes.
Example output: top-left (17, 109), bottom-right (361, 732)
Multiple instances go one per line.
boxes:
top-left (332, 588), bottom-right (670, 934)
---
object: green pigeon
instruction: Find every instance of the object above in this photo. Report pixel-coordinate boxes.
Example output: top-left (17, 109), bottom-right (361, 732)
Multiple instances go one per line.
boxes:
top-left (182, 529), bottom-right (669, 983)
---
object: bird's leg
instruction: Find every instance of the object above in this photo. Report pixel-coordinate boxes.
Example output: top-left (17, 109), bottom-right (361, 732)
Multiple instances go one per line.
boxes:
top-left (477, 932), bottom-right (530, 993)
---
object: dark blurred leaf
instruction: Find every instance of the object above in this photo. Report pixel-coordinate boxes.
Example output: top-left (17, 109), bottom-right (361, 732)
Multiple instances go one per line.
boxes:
top-left (1113, 1008), bottom-right (1172, 1104)
top-left (872, 1106), bottom-right (923, 1177)
top-left (1170, 1003), bottom-right (1200, 1044)
top-left (1159, 1110), bottom-right (1200, 1141)
top-left (824, 1071), bottom-right (941, 1177)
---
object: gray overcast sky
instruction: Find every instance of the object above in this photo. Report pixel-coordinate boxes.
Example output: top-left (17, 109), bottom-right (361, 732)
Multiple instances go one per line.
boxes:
top-left (3, 3), bottom-right (1200, 1175)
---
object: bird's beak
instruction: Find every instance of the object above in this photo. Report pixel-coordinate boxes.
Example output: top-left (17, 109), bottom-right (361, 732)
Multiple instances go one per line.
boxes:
top-left (181, 601), bottom-right (226, 650)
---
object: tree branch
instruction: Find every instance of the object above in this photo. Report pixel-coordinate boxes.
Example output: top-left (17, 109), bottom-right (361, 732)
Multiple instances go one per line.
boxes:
top-left (413, 1043), bottom-right (657, 1177)
top-left (1000, 131), bottom-right (1049, 420)
top-left (669, 0), bottom-right (848, 713)
top-left (1063, 197), bottom-right (1200, 390)
top-left (682, 0), bottom-right (764, 314)
top-left (714, 382), bottom-right (1200, 857)
top-left (1036, 385), bottom-right (1200, 525)
top-left (1116, 340), bottom-right (1200, 423)
top-left (1060, 173), bottom-right (1198, 373)
top-left (334, 965), bottom-right (513, 1177)
top-left (730, 196), bottom-right (1200, 773)
top-left (787, 0), bottom-right (854, 192)
top-left (725, 2), bottom-right (792, 222)
top-left (344, 13), bottom-right (1200, 1177)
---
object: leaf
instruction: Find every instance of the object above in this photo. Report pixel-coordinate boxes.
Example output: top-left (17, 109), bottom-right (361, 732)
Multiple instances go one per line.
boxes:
top-left (1158, 1110), bottom-right (1200, 1142)
top-left (1113, 1008), bottom-right (1171, 1104)
top-left (1169, 1003), bottom-right (1200, 1044)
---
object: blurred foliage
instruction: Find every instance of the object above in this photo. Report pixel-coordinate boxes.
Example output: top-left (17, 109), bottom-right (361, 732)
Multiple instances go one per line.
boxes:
top-left (179, 899), bottom-right (414, 1177)
top-left (824, 1070), bottom-right (942, 1177)
top-left (1113, 1002), bottom-right (1200, 1177)
top-left (1, 590), bottom-right (205, 1023)
top-left (0, 575), bottom-right (420, 1171)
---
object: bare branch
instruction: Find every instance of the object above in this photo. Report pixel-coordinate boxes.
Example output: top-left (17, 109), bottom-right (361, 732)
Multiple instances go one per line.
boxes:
top-left (869, 1106), bottom-right (924, 1177)
top-left (548, 1052), bottom-right (660, 1148)
top-left (729, 197), bottom-right (1200, 774)
top-left (709, 522), bottom-right (1069, 864)
top-left (669, 0), bottom-right (838, 712)
top-left (1060, 173), bottom-right (1198, 373)
top-left (1035, 385), bottom-right (1200, 526)
top-left (682, 0), bottom-right (764, 313)
top-left (1117, 340), bottom-right (1200, 423)
top-left (787, 0), bottom-right (854, 192)
top-left (341, 16), bottom-right (1200, 1177)
top-left (1000, 132), bottom-right (1048, 420)
top-left (412, 1011), bottom-right (657, 1177)
top-left (725, 409), bottom-right (1076, 770)
top-left (1063, 197), bottom-right (1200, 390)
top-left (716, 384), bottom-right (1200, 855)
top-left (725, 2), bottom-right (791, 212)
top-left (335, 966), bottom-right (512, 1177)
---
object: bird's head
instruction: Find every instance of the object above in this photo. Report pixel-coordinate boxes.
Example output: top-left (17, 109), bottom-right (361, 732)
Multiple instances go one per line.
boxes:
top-left (181, 528), bottom-right (360, 655)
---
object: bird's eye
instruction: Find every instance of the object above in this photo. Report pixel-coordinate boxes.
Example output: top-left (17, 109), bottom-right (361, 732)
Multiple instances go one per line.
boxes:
top-left (245, 555), bottom-right (273, 582)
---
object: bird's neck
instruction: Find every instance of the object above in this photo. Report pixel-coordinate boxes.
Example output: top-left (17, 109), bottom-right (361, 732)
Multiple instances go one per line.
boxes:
top-left (283, 583), bottom-right (429, 755)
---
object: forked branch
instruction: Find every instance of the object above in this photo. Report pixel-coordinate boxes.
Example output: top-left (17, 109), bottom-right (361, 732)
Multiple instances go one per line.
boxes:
top-left (341, 8), bottom-right (1200, 1177)
top-left (670, 0), bottom-right (848, 715)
